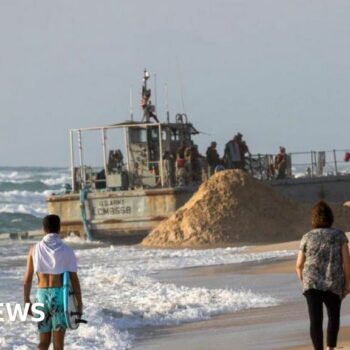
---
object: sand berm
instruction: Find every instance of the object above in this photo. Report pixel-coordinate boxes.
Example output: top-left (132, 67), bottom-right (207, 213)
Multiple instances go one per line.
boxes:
top-left (142, 170), bottom-right (350, 248)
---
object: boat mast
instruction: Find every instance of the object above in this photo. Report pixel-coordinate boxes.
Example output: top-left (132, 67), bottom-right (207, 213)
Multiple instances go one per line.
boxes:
top-left (154, 73), bottom-right (158, 116)
top-left (165, 83), bottom-right (170, 123)
top-left (77, 130), bottom-right (85, 188)
top-left (69, 129), bottom-right (75, 192)
top-left (101, 128), bottom-right (108, 177)
top-left (129, 87), bottom-right (134, 121)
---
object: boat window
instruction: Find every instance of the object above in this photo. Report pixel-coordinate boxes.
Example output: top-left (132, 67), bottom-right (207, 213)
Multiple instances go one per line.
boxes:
top-left (171, 130), bottom-right (178, 141)
top-left (130, 128), bottom-right (147, 143)
top-left (150, 128), bottom-right (159, 140)
top-left (162, 130), bottom-right (167, 141)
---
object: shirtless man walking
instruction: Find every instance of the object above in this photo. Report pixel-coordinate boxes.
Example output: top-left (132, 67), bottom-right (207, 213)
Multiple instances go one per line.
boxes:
top-left (23, 214), bottom-right (83, 350)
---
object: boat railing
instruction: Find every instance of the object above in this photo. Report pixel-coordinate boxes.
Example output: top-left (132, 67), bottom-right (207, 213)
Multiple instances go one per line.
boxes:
top-left (248, 149), bottom-right (350, 180)
top-left (69, 122), bottom-right (168, 192)
top-left (68, 119), bottom-right (350, 190)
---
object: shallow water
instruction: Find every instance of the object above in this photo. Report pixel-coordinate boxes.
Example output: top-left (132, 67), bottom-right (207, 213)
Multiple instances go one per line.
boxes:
top-left (0, 236), bottom-right (296, 349)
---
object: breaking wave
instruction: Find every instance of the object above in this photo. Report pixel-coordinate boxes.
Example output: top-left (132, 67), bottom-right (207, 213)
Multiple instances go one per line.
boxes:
top-left (0, 167), bottom-right (70, 231)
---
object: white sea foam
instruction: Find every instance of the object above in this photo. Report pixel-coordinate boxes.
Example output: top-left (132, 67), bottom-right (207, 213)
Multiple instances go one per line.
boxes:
top-left (0, 168), bottom-right (70, 187)
top-left (0, 169), bottom-right (69, 218)
top-left (74, 245), bottom-right (296, 274)
top-left (63, 246), bottom-right (289, 348)
top-left (0, 190), bottom-right (52, 202)
top-left (0, 244), bottom-right (295, 349)
top-left (0, 190), bottom-right (51, 217)
top-left (63, 233), bottom-right (104, 246)
top-left (41, 175), bottom-right (70, 186)
top-left (10, 218), bottom-right (23, 223)
top-left (0, 171), bottom-right (29, 182)
top-left (0, 204), bottom-right (47, 217)
top-left (83, 271), bottom-right (278, 329)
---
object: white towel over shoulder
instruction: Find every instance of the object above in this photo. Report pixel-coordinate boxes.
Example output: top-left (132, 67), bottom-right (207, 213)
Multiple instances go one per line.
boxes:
top-left (33, 233), bottom-right (77, 274)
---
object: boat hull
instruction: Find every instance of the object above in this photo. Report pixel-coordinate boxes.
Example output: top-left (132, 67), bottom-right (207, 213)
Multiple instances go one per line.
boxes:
top-left (47, 187), bottom-right (195, 242)
top-left (269, 174), bottom-right (350, 204)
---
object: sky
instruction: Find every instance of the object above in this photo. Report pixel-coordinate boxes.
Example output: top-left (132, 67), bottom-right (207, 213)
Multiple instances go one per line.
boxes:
top-left (0, 0), bottom-right (350, 166)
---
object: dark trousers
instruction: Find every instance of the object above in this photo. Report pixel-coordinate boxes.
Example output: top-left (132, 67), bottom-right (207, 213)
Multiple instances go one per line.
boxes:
top-left (304, 289), bottom-right (342, 350)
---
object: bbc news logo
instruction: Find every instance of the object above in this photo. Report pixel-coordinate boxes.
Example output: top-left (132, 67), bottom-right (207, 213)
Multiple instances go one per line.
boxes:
top-left (0, 303), bottom-right (45, 322)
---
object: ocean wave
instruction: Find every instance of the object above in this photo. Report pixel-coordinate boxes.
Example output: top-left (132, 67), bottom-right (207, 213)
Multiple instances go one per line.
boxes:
top-left (0, 190), bottom-right (52, 216)
top-left (0, 171), bottom-right (31, 182)
top-left (0, 178), bottom-right (69, 190)
top-left (0, 187), bottom-right (59, 226)
top-left (0, 212), bottom-right (42, 234)
top-left (0, 204), bottom-right (47, 218)
top-left (64, 277), bottom-right (277, 349)
top-left (0, 190), bottom-right (52, 200)
top-left (0, 167), bottom-right (68, 232)
top-left (41, 175), bottom-right (70, 186)
top-left (71, 246), bottom-right (289, 348)
top-left (0, 190), bottom-right (51, 218)
top-left (63, 233), bottom-right (104, 246)
top-left (75, 245), bottom-right (296, 274)
top-left (0, 181), bottom-right (50, 192)
top-left (87, 272), bottom-right (278, 329)
top-left (0, 168), bottom-right (70, 187)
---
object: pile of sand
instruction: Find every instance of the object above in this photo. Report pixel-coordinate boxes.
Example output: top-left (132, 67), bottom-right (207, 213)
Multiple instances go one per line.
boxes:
top-left (142, 170), bottom-right (350, 248)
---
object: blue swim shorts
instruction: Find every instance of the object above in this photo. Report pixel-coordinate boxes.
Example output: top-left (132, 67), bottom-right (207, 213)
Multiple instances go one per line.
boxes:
top-left (35, 287), bottom-right (67, 333)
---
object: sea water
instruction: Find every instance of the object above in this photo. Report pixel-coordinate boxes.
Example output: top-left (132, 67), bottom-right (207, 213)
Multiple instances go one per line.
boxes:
top-left (0, 167), bottom-right (297, 350)
top-left (0, 166), bottom-right (69, 233)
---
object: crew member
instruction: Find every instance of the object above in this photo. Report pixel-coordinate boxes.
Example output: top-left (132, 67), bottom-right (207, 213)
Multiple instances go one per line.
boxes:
top-left (274, 146), bottom-right (287, 179)
top-left (224, 133), bottom-right (250, 170)
top-left (184, 142), bottom-right (201, 182)
top-left (189, 144), bottom-right (202, 182)
top-left (176, 143), bottom-right (188, 185)
top-left (206, 141), bottom-right (220, 175)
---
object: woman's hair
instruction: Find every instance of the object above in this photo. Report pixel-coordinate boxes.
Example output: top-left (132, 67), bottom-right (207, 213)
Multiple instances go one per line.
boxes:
top-left (311, 200), bottom-right (334, 229)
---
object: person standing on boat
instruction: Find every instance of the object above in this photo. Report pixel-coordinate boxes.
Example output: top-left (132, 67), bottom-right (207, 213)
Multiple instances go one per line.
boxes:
top-left (206, 141), bottom-right (220, 175)
top-left (224, 135), bottom-right (241, 169)
top-left (140, 70), bottom-right (159, 123)
top-left (176, 143), bottom-right (186, 167)
top-left (176, 143), bottom-right (188, 185)
top-left (184, 142), bottom-right (201, 182)
top-left (24, 215), bottom-right (83, 350)
top-left (274, 146), bottom-right (287, 179)
top-left (224, 133), bottom-right (250, 170)
top-left (296, 201), bottom-right (350, 350)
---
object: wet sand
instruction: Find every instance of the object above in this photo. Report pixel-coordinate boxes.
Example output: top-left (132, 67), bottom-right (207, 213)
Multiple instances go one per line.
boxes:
top-left (133, 238), bottom-right (350, 350)
top-left (286, 325), bottom-right (350, 349)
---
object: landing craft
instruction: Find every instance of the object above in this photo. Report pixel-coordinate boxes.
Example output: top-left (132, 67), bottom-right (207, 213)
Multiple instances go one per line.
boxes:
top-left (48, 70), bottom-right (206, 242)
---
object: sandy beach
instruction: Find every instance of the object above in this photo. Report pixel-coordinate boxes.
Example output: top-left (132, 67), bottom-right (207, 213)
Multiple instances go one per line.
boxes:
top-left (286, 325), bottom-right (350, 350)
top-left (131, 238), bottom-right (350, 350)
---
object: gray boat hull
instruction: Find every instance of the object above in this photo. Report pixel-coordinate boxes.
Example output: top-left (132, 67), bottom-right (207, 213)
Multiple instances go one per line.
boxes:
top-left (48, 187), bottom-right (196, 242)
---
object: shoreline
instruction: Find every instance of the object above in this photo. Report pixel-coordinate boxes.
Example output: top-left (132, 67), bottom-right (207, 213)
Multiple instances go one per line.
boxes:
top-left (134, 239), bottom-right (350, 350)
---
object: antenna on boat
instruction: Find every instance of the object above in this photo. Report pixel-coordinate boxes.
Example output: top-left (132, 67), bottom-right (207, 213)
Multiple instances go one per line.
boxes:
top-left (154, 73), bottom-right (158, 117)
top-left (129, 86), bottom-right (134, 121)
top-left (176, 56), bottom-right (186, 114)
top-left (165, 83), bottom-right (170, 123)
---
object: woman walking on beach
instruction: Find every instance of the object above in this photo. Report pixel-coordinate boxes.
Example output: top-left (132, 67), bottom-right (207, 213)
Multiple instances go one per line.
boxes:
top-left (296, 201), bottom-right (350, 350)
